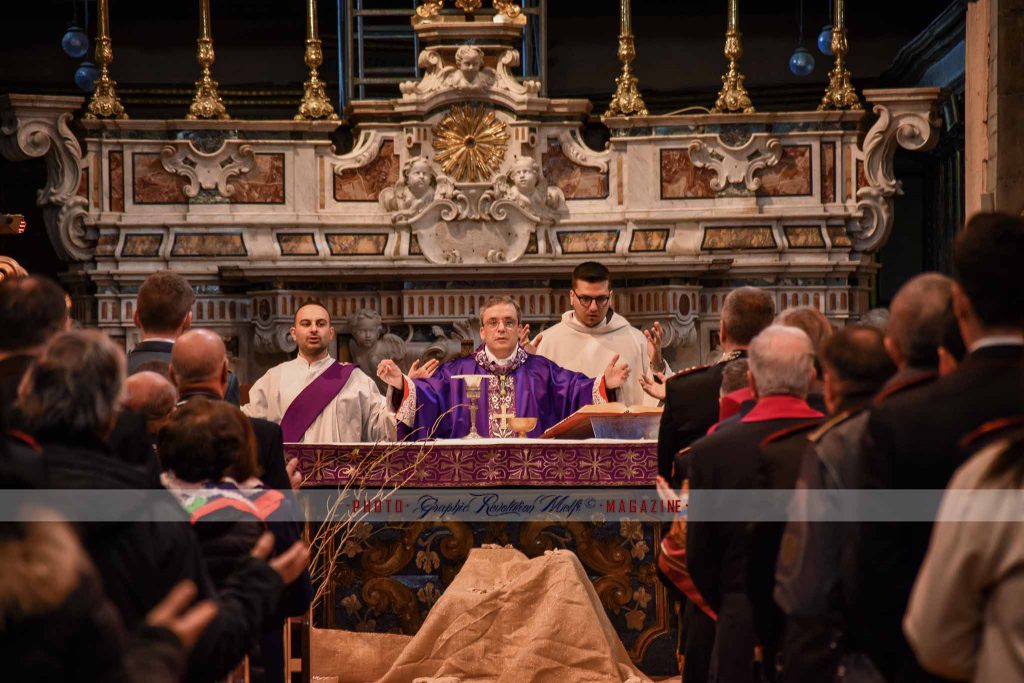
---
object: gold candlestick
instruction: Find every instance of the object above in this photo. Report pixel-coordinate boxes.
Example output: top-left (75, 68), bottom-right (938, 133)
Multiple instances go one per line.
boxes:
top-left (819, 0), bottom-right (861, 110)
top-left (712, 0), bottom-right (754, 113)
top-left (603, 0), bottom-right (648, 119)
top-left (187, 0), bottom-right (229, 120)
top-left (296, 0), bottom-right (339, 120)
top-left (84, 0), bottom-right (127, 120)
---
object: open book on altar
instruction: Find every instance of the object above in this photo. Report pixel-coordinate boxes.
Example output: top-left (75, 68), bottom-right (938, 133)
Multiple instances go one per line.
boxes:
top-left (541, 402), bottom-right (662, 440)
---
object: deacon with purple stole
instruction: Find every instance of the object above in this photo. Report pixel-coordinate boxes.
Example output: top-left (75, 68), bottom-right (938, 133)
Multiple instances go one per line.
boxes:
top-left (377, 296), bottom-right (631, 439)
top-left (243, 302), bottom-right (396, 443)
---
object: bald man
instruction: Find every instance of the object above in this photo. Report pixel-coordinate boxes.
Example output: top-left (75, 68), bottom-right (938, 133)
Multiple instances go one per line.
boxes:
top-left (124, 371), bottom-right (177, 436)
top-left (171, 329), bottom-right (292, 491)
top-left (243, 302), bottom-right (395, 443)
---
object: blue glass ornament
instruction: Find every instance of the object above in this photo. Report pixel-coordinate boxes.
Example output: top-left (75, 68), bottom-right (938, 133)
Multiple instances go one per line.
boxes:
top-left (75, 61), bottom-right (99, 92)
top-left (789, 46), bottom-right (816, 77)
top-left (817, 25), bottom-right (834, 56)
top-left (62, 24), bottom-right (89, 59)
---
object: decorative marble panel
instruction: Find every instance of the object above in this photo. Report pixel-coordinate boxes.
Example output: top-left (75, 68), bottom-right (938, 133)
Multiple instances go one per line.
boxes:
top-left (660, 149), bottom-right (716, 199)
top-left (856, 159), bottom-right (867, 191)
top-left (326, 233), bottom-right (388, 256)
top-left (170, 233), bottom-right (246, 257)
top-left (526, 233), bottom-right (538, 254)
top-left (629, 229), bottom-right (669, 253)
top-left (278, 233), bottom-right (318, 256)
top-left (122, 233), bottom-right (163, 257)
top-left (754, 146), bottom-right (812, 197)
top-left (827, 225), bottom-right (852, 247)
top-left (410, 234), bottom-right (423, 255)
top-left (77, 167), bottom-right (89, 199)
top-left (556, 230), bottom-right (619, 254)
top-left (701, 226), bottom-right (776, 250)
top-left (133, 152), bottom-right (189, 204)
top-left (784, 226), bottom-right (826, 249)
top-left (109, 151), bottom-right (124, 212)
top-left (334, 140), bottom-right (400, 202)
top-left (821, 142), bottom-right (836, 203)
top-left (228, 153), bottom-right (285, 204)
top-left (96, 233), bottom-right (117, 257)
top-left (542, 139), bottom-right (608, 199)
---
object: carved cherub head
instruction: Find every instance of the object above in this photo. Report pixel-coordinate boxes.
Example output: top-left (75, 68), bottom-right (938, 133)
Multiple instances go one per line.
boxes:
top-left (507, 156), bottom-right (543, 196)
top-left (454, 45), bottom-right (485, 84)
top-left (402, 157), bottom-right (436, 198)
top-left (350, 308), bottom-right (384, 349)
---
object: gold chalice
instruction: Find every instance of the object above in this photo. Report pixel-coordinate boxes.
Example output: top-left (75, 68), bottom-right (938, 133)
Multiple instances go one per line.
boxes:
top-left (453, 374), bottom-right (485, 439)
top-left (508, 416), bottom-right (538, 439)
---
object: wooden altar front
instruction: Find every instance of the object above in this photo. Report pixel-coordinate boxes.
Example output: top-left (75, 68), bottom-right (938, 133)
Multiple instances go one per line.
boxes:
top-left (291, 439), bottom-right (678, 676)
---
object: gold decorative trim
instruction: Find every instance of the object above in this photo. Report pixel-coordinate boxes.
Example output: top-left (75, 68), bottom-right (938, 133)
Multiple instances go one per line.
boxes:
top-left (603, 0), bottom-right (647, 119)
top-left (711, 0), bottom-right (754, 113)
top-left (83, 0), bottom-right (127, 120)
top-left (819, 0), bottom-right (862, 111)
top-left (187, 0), bottom-right (229, 120)
top-left (432, 104), bottom-right (509, 182)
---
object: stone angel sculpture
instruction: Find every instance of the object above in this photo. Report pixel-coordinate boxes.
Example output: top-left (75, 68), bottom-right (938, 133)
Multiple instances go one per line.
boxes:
top-left (379, 156), bottom-right (455, 222)
top-left (493, 157), bottom-right (566, 223)
top-left (443, 45), bottom-right (497, 90)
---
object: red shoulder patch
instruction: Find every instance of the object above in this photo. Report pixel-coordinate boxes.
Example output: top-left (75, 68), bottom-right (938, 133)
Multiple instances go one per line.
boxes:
top-left (873, 371), bottom-right (938, 405)
top-left (8, 430), bottom-right (41, 453)
top-left (760, 420), bottom-right (823, 448)
top-left (668, 364), bottom-right (711, 381)
top-left (959, 414), bottom-right (1024, 451)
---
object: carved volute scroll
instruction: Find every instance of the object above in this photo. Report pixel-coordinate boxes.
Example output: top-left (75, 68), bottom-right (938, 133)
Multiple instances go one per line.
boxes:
top-left (0, 95), bottom-right (91, 261)
top-left (850, 88), bottom-right (941, 251)
top-left (686, 134), bottom-right (783, 192)
top-left (160, 140), bottom-right (256, 199)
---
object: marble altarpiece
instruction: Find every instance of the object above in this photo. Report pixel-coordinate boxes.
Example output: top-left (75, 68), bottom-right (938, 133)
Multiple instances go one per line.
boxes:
top-left (0, 5), bottom-right (943, 675)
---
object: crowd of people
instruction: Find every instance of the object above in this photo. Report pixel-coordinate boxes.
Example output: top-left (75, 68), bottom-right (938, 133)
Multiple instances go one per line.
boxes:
top-left (0, 211), bottom-right (1021, 683)
top-left (653, 212), bottom-right (1024, 683)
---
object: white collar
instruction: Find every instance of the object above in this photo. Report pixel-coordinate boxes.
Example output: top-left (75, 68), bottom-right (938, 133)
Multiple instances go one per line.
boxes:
top-left (295, 354), bottom-right (334, 369)
top-left (141, 336), bottom-right (177, 344)
top-left (484, 346), bottom-right (517, 365)
top-left (968, 335), bottom-right (1024, 353)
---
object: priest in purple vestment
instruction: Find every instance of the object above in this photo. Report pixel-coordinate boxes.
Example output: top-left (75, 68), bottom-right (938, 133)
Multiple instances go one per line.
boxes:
top-left (377, 296), bottom-right (631, 439)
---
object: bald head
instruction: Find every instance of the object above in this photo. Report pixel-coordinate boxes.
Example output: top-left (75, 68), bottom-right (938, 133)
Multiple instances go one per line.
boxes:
top-left (124, 371), bottom-right (178, 435)
top-left (887, 273), bottom-right (953, 368)
top-left (291, 302), bottom-right (334, 361)
top-left (170, 329), bottom-right (228, 391)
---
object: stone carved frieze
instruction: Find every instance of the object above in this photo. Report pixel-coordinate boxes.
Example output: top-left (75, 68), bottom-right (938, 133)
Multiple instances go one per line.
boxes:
top-left (686, 134), bottom-right (783, 192)
top-left (0, 95), bottom-right (91, 261)
top-left (380, 156), bottom-right (565, 265)
top-left (850, 90), bottom-right (941, 251)
top-left (160, 140), bottom-right (256, 199)
top-left (399, 44), bottom-right (540, 108)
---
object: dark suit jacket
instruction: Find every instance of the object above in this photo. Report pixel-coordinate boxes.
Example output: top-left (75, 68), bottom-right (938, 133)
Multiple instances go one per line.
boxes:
top-left (850, 345), bottom-right (1024, 683)
top-left (657, 350), bottom-right (746, 481)
top-left (129, 340), bottom-right (240, 406)
top-left (178, 389), bottom-right (290, 492)
top-left (0, 353), bottom-right (34, 431)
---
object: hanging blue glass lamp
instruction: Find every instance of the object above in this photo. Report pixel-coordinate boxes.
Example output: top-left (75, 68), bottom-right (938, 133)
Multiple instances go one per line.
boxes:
top-left (789, 0), bottom-right (816, 76)
top-left (817, 25), bottom-right (834, 55)
top-left (62, 23), bottom-right (89, 58)
top-left (75, 61), bottom-right (99, 92)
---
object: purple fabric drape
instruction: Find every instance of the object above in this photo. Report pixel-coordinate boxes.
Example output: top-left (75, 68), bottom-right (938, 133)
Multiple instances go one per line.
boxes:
top-left (280, 362), bottom-right (357, 442)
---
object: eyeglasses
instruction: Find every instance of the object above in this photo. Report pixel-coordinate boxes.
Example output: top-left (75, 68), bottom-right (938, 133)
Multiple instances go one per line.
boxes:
top-left (572, 290), bottom-right (611, 308)
top-left (483, 317), bottom-right (518, 330)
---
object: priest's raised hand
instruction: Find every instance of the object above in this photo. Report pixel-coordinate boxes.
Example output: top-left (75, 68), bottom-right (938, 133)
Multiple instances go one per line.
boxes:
top-left (377, 358), bottom-right (404, 389)
top-left (602, 353), bottom-right (631, 390)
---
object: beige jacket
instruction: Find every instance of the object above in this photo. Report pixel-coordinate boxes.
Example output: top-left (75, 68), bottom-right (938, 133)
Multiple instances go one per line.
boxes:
top-left (904, 439), bottom-right (1024, 682)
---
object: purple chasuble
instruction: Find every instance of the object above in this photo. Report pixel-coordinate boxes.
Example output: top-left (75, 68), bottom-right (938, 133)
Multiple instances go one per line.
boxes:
top-left (398, 345), bottom-right (600, 440)
top-left (280, 361), bottom-right (357, 442)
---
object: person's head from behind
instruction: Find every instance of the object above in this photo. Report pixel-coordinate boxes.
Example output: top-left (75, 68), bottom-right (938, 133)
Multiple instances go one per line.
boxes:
top-left (16, 330), bottom-right (125, 441)
top-left (746, 325), bottom-right (816, 400)
top-left (169, 329), bottom-right (228, 396)
top-left (291, 302), bottom-right (333, 361)
top-left (0, 276), bottom-right (70, 357)
top-left (720, 287), bottom-right (776, 350)
top-left (134, 272), bottom-right (195, 339)
top-left (479, 296), bottom-right (522, 358)
top-left (952, 212), bottom-right (1024, 344)
top-left (159, 398), bottom-right (259, 483)
top-left (860, 308), bottom-right (890, 333)
top-left (719, 358), bottom-right (750, 397)
top-left (124, 371), bottom-right (178, 436)
top-left (775, 306), bottom-right (834, 355)
top-left (819, 325), bottom-right (897, 414)
top-left (885, 272), bottom-right (952, 369)
top-left (570, 261), bottom-right (612, 328)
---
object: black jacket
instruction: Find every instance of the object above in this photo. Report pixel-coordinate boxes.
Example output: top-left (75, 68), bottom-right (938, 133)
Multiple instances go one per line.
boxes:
top-left (129, 340), bottom-right (241, 406)
top-left (40, 434), bottom-right (286, 683)
top-left (850, 345), bottom-right (1024, 683)
top-left (178, 389), bottom-right (291, 491)
top-left (657, 350), bottom-right (746, 481)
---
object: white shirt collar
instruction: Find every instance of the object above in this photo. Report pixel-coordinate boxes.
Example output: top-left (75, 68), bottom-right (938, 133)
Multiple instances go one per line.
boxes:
top-left (142, 336), bottom-right (177, 344)
top-left (968, 335), bottom-right (1024, 353)
top-left (295, 353), bottom-right (334, 369)
top-left (484, 345), bottom-right (517, 365)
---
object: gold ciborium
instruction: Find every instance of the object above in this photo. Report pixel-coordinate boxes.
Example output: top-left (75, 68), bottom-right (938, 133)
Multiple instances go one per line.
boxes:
top-left (508, 416), bottom-right (538, 439)
top-left (453, 374), bottom-right (485, 439)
